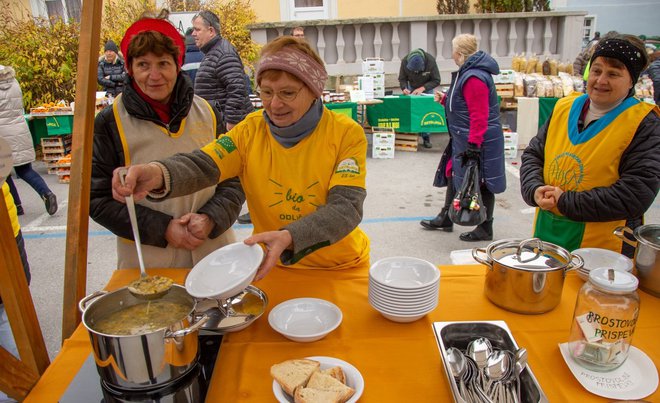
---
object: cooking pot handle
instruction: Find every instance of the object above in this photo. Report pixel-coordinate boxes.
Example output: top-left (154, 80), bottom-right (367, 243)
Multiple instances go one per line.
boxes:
top-left (517, 238), bottom-right (543, 263)
top-left (472, 248), bottom-right (492, 269)
top-left (566, 253), bottom-right (584, 274)
top-left (165, 314), bottom-right (209, 339)
top-left (613, 226), bottom-right (637, 248)
top-left (78, 290), bottom-right (108, 313)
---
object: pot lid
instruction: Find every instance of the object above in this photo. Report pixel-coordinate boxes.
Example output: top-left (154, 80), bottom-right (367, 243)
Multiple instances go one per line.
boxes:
top-left (637, 224), bottom-right (660, 248)
top-left (491, 238), bottom-right (568, 271)
top-left (589, 267), bottom-right (638, 293)
top-left (497, 250), bottom-right (564, 270)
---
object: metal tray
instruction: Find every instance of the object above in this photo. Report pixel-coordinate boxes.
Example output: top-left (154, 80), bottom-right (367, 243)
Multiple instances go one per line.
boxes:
top-left (194, 285), bottom-right (268, 334)
top-left (432, 320), bottom-right (549, 403)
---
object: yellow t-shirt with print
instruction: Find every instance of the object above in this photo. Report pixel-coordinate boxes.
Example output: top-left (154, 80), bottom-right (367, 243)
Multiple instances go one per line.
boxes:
top-left (202, 108), bottom-right (370, 270)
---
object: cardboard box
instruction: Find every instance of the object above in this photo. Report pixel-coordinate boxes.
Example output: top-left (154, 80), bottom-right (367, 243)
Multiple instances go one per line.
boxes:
top-left (372, 132), bottom-right (395, 146)
top-left (362, 58), bottom-right (385, 75)
top-left (372, 145), bottom-right (395, 159)
top-left (504, 145), bottom-right (518, 159)
top-left (493, 69), bottom-right (515, 84)
top-left (504, 131), bottom-right (519, 147)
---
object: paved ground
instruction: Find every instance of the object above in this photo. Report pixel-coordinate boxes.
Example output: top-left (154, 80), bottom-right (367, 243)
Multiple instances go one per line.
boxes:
top-left (10, 133), bottom-right (660, 360)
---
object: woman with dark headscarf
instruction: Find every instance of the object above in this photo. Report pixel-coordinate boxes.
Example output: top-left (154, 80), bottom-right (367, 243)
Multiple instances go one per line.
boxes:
top-left (521, 34), bottom-right (660, 256)
top-left (90, 13), bottom-right (244, 269)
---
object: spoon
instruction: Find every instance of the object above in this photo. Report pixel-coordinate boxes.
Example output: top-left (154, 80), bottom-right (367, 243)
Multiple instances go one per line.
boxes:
top-left (119, 168), bottom-right (173, 300)
top-left (485, 349), bottom-right (511, 401)
top-left (514, 348), bottom-right (528, 403)
top-left (446, 347), bottom-right (469, 401)
top-left (467, 337), bottom-right (492, 387)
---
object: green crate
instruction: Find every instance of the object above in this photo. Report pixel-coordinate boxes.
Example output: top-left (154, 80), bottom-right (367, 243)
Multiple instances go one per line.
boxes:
top-left (325, 102), bottom-right (358, 122)
top-left (27, 116), bottom-right (48, 147)
top-left (45, 115), bottom-right (74, 136)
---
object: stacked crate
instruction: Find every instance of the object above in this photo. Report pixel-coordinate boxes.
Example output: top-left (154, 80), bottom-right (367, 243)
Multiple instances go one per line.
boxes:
top-left (359, 58), bottom-right (385, 99)
top-left (371, 127), bottom-right (395, 159)
top-left (503, 126), bottom-right (518, 159)
top-left (394, 133), bottom-right (418, 152)
top-left (41, 135), bottom-right (72, 174)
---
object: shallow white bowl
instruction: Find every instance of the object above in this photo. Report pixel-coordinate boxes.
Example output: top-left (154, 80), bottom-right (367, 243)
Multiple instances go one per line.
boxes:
top-left (368, 296), bottom-right (438, 314)
top-left (272, 356), bottom-right (364, 403)
top-left (573, 248), bottom-right (633, 281)
top-left (268, 298), bottom-right (342, 342)
top-left (185, 242), bottom-right (264, 299)
top-left (371, 302), bottom-right (437, 323)
top-left (369, 278), bottom-right (439, 298)
top-left (369, 256), bottom-right (440, 289)
top-left (368, 292), bottom-right (438, 309)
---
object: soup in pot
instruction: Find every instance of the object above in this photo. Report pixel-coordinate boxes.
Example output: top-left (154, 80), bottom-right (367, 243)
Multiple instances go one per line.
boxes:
top-left (93, 300), bottom-right (190, 335)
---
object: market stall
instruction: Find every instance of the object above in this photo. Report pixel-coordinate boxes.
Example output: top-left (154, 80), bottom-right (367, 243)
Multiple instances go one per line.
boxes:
top-left (366, 95), bottom-right (448, 133)
top-left (24, 265), bottom-right (660, 401)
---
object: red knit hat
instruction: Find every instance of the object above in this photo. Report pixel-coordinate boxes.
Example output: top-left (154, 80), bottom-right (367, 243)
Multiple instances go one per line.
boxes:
top-left (120, 18), bottom-right (185, 68)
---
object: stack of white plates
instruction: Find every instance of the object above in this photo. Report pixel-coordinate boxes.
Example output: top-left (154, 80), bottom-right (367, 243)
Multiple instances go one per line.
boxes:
top-left (368, 257), bottom-right (440, 323)
top-left (572, 248), bottom-right (633, 281)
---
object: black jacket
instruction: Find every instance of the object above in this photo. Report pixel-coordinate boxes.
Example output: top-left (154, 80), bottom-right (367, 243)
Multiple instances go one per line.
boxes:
top-left (97, 57), bottom-right (126, 96)
top-left (520, 108), bottom-right (660, 228)
top-left (398, 50), bottom-right (441, 91)
top-left (90, 74), bottom-right (245, 247)
top-left (194, 35), bottom-right (253, 128)
top-left (646, 59), bottom-right (660, 105)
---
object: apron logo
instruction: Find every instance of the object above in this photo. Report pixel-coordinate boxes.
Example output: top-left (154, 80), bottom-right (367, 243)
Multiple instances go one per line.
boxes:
top-left (215, 136), bottom-right (237, 153)
top-left (336, 158), bottom-right (360, 175)
top-left (549, 152), bottom-right (584, 191)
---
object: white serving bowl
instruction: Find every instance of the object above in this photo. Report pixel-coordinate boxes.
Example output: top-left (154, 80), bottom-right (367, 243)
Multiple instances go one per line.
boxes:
top-left (268, 298), bottom-right (342, 342)
top-left (369, 279), bottom-right (439, 298)
top-left (369, 257), bottom-right (440, 289)
top-left (368, 296), bottom-right (438, 314)
top-left (185, 242), bottom-right (264, 299)
top-left (371, 302), bottom-right (437, 323)
top-left (573, 248), bottom-right (633, 281)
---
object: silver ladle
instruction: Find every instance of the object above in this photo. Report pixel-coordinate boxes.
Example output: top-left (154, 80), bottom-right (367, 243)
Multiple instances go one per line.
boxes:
top-left (118, 168), bottom-right (173, 300)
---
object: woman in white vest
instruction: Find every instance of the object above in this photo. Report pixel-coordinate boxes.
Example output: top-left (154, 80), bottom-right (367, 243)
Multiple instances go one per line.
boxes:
top-left (90, 13), bottom-right (245, 269)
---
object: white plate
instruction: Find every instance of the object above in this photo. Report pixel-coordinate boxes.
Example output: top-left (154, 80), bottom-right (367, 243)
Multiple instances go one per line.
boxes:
top-left (185, 242), bottom-right (264, 299)
top-left (272, 356), bottom-right (365, 403)
top-left (559, 343), bottom-right (658, 400)
top-left (572, 248), bottom-right (633, 281)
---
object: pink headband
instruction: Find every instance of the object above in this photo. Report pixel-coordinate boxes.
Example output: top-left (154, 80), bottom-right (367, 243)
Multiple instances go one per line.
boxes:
top-left (256, 47), bottom-right (328, 98)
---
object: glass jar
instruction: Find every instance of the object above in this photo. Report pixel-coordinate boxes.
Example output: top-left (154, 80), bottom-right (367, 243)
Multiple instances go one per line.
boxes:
top-left (568, 267), bottom-right (640, 371)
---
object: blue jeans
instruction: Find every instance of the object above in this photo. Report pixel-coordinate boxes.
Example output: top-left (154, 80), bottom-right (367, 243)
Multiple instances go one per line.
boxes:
top-left (13, 163), bottom-right (52, 199)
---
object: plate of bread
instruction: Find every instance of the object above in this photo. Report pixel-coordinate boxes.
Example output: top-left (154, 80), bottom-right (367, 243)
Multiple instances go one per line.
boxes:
top-left (271, 356), bottom-right (364, 403)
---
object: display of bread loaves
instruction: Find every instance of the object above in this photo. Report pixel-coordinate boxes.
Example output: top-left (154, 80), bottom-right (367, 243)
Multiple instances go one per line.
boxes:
top-left (271, 358), bottom-right (356, 403)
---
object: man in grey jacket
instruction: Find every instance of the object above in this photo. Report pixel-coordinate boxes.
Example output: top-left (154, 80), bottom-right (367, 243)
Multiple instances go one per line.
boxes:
top-left (191, 10), bottom-right (253, 133)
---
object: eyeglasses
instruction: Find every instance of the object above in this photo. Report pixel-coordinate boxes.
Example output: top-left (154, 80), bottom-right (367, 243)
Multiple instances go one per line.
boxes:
top-left (257, 85), bottom-right (305, 102)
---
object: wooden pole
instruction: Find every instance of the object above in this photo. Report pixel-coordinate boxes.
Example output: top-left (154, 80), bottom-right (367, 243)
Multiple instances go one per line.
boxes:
top-left (61, 0), bottom-right (104, 341)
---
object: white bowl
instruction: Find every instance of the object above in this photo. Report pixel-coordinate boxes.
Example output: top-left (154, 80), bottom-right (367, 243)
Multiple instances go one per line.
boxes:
top-left (272, 356), bottom-right (364, 403)
top-left (372, 303), bottom-right (436, 323)
top-left (268, 298), bottom-right (342, 342)
top-left (185, 242), bottom-right (264, 299)
top-left (369, 257), bottom-right (440, 289)
top-left (573, 248), bottom-right (633, 281)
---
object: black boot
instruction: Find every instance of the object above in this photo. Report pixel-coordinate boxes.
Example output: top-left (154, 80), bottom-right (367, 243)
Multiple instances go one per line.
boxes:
top-left (43, 192), bottom-right (58, 215)
top-left (459, 219), bottom-right (493, 242)
top-left (420, 208), bottom-right (453, 232)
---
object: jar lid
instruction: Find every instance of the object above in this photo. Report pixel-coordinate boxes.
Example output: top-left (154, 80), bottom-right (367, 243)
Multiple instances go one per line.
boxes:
top-left (588, 267), bottom-right (638, 293)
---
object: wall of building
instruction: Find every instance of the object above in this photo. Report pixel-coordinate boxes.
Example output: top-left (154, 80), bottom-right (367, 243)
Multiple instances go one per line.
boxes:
top-left (557, 0), bottom-right (660, 37)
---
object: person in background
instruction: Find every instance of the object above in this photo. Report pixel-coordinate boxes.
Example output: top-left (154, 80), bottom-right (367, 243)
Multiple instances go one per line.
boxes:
top-left (573, 31), bottom-right (619, 80)
top-left (182, 27), bottom-right (203, 84)
top-left (292, 26), bottom-right (305, 39)
top-left (0, 65), bottom-right (57, 216)
top-left (97, 40), bottom-right (126, 97)
top-left (0, 182), bottom-right (31, 403)
top-left (90, 13), bottom-right (244, 269)
top-left (520, 35), bottom-right (660, 257)
top-left (645, 50), bottom-right (660, 105)
top-left (398, 48), bottom-right (441, 148)
top-left (420, 34), bottom-right (505, 242)
top-left (111, 36), bottom-right (370, 281)
top-left (191, 10), bottom-right (253, 134)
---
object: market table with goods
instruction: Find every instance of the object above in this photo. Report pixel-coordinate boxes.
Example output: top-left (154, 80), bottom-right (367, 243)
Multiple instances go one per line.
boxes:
top-left (25, 256), bottom-right (659, 402)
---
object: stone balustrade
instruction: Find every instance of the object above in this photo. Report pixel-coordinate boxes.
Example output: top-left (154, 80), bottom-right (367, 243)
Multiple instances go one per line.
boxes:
top-left (248, 11), bottom-right (587, 86)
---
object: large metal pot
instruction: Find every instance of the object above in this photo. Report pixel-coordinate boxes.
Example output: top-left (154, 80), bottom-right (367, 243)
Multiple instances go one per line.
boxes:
top-left (473, 238), bottom-right (584, 314)
top-left (79, 284), bottom-right (208, 391)
top-left (614, 224), bottom-right (660, 297)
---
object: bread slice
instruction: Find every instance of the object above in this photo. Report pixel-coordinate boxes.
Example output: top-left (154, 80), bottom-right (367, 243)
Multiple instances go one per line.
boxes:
top-left (305, 371), bottom-right (355, 402)
top-left (321, 366), bottom-right (346, 384)
top-left (271, 359), bottom-right (321, 396)
top-left (294, 387), bottom-right (343, 403)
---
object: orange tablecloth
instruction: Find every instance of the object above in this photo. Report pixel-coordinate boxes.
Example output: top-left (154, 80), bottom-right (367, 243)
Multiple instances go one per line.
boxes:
top-left (25, 266), bottom-right (659, 402)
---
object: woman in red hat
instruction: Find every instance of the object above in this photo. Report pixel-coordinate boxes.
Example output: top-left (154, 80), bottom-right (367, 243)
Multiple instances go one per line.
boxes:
top-left (90, 12), bottom-right (244, 269)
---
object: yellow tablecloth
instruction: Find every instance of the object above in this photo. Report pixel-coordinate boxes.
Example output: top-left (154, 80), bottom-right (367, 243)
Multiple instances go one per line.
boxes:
top-left (25, 266), bottom-right (660, 402)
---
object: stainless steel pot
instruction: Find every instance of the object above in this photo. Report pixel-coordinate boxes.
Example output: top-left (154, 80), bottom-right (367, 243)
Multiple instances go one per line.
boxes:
top-left (79, 284), bottom-right (208, 391)
top-left (473, 238), bottom-right (584, 314)
top-left (614, 224), bottom-right (660, 297)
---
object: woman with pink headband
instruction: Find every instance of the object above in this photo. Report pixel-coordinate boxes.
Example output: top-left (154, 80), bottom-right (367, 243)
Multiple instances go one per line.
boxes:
top-left (111, 35), bottom-right (370, 279)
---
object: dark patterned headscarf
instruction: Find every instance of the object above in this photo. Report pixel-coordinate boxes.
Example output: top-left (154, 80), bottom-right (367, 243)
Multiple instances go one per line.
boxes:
top-left (590, 38), bottom-right (647, 83)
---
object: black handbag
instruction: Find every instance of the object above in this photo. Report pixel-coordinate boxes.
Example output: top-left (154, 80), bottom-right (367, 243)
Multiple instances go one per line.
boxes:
top-left (448, 159), bottom-right (487, 227)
